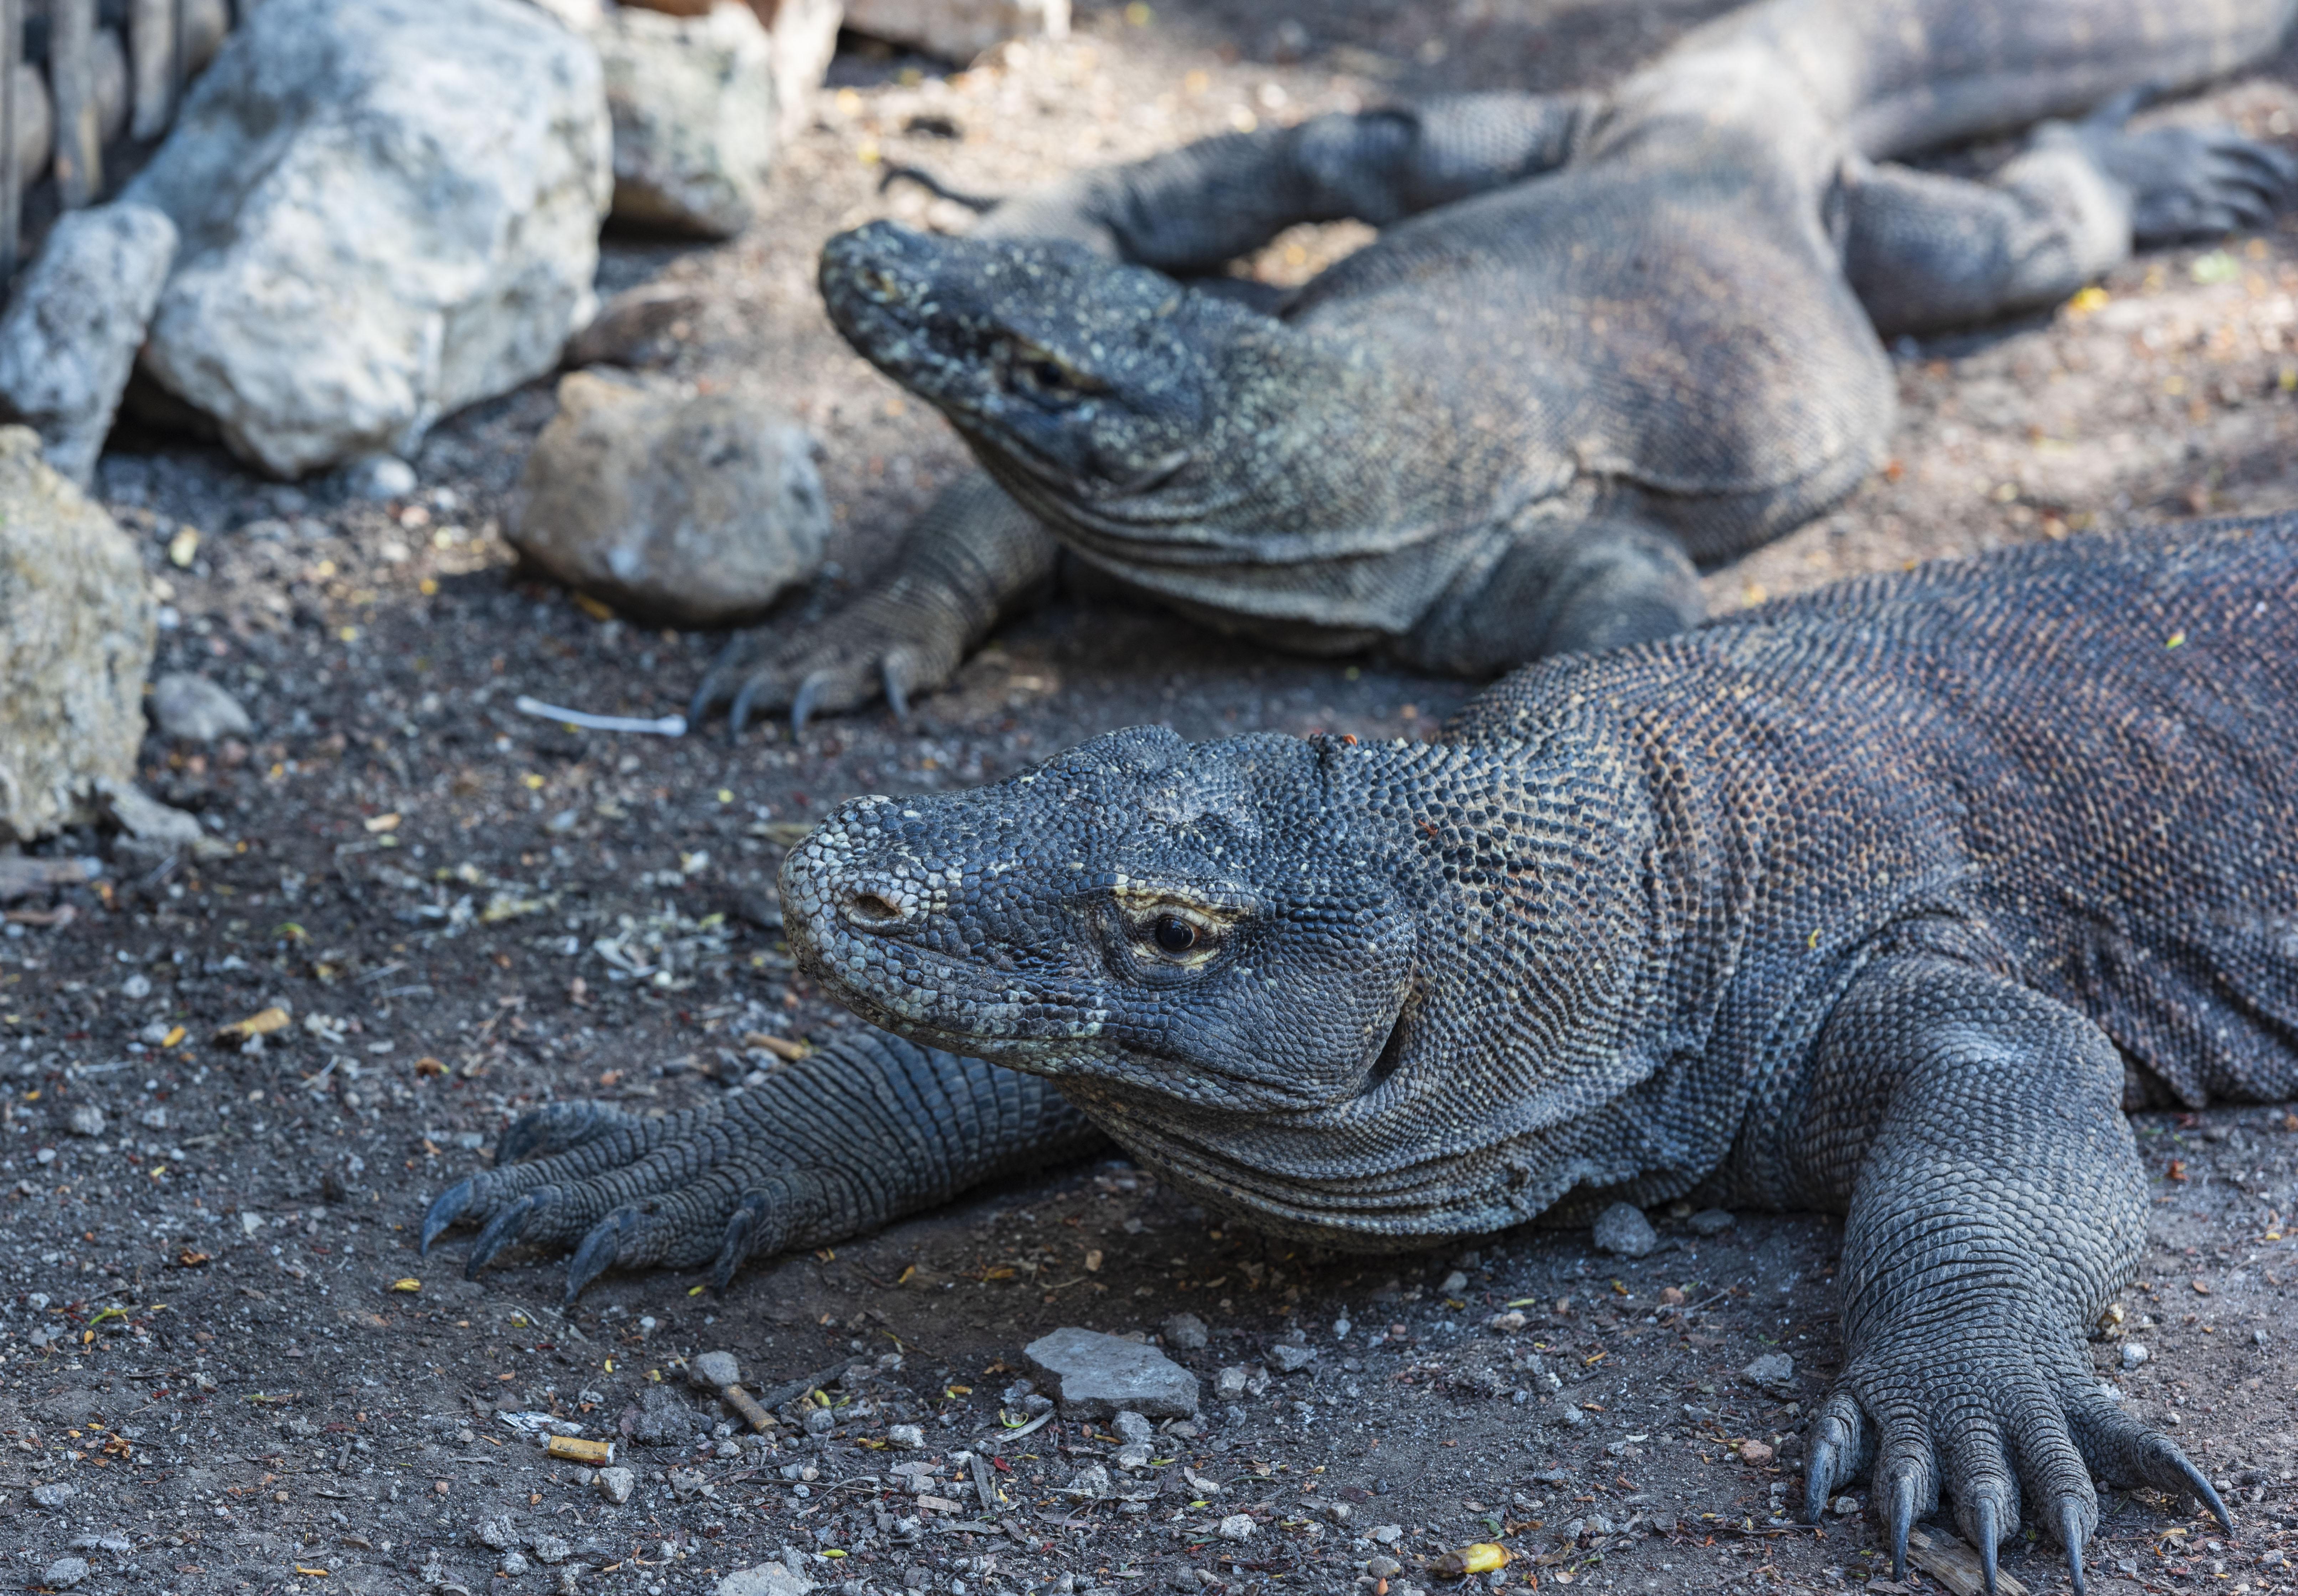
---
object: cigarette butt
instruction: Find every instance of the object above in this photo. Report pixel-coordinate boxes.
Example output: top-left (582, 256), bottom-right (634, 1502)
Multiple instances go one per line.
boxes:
top-left (720, 1383), bottom-right (775, 1434)
top-left (546, 1435), bottom-right (613, 1464)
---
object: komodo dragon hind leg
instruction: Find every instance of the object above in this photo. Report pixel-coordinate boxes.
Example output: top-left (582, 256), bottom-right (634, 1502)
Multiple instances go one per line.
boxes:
top-left (419, 1031), bottom-right (1108, 1301)
top-left (1788, 956), bottom-right (2233, 1594)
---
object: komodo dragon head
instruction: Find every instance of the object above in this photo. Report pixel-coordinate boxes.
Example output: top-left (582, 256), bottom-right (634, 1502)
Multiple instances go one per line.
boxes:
top-left (782, 722), bottom-right (1693, 1240)
top-left (819, 222), bottom-right (1387, 556)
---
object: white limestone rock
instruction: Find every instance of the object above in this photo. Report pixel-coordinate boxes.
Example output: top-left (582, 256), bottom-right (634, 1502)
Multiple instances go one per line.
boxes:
top-left (125, 0), bottom-right (613, 478)
top-left (842, 0), bottom-right (1067, 61)
top-left (0, 202), bottom-right (178, 485)
top-left (0, 428), bottom-right (154, 841)
top-left (596, 1), bottom-right (777, 237)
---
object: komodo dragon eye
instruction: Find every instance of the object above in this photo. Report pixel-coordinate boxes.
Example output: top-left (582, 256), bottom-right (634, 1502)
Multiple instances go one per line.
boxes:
top-left (1000, 338), bottom-right (1103, 403)
top-left (1152, 915), bottom-right (1198, 954)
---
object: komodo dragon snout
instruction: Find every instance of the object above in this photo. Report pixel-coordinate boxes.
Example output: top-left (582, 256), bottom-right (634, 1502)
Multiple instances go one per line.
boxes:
top-left (781, 725), bottom-right (1420, 1112)
top-left (819, 221), bottom-right (1319, 511)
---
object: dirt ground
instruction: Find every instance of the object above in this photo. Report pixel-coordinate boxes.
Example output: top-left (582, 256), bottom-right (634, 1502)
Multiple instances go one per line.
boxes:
top-left (4, 2), bottom-right (2298, 1595)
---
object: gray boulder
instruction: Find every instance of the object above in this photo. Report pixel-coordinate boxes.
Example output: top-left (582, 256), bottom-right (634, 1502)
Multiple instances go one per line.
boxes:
top-left (0, 428), bottom-right (154, 842)
top-left (0, 202), bottom-right (178, 485)
top-left (152, 672), bottom-right (253, 742)
top-left (1741, 1352), bottom-right (1796, 1398)
top-left (596, 2), bottom-right (776, 237)
top-left (507, 370), bottom-right (827, 628)
top-left (125, 0), bottom-right (612, 477)
top-left (1024, 1326), bottom-right (1200, 1419)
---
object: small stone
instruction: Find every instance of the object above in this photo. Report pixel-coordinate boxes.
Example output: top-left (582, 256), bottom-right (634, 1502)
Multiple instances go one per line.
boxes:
top-left (506, 370), bottom-right (828, 628)
top-left (1831, 1496), bottom-right (1860, 1516)
top-left (632, 1383), bottom-right (702, 1445)
top-left (689, 1350), bottom-right (742, 1389)
top-left (803, 1407), bottom-right (837, 1436)
top-left (1591, 1202), bottom-right (1658, 1259)
top-left (1367, 1556), bottom-right (1403, 1579)
top-left (1559, 1406), bottom-right (1591, 1429)
top-left (2121, 1342), bottom-right (2150, 1370)
top-left (596, 1465), bottom-right (636, 1504)
top-left (531, 1535), bottom-right (572, 1565)
top-left (1687, 1208), bottom-right (1737, 1237)
top-left (1161, 1312), bottom-right (1209, 1351)
top-left (1116, 1442), bottom-right (1152, 1470)
top-left (1270, 1344), bottom-right (1314, 1374)
top-left (1216, 1514), bottom-right (1255, 1541)
top-left (841, 0), bottom-right (1067, 60)
top-left (1112, 1410), bottom-right (1154, 1446)
top-left (1486, 1310), bottom-right (1526, 1332)
top-left (1369, 1525), bottom-right (1403, 1546)
top-left (1740, 1352), bottom-right (1796, 1398)
top-left (346, 454), bottom-right (418, 501)
top-left (1061, 1463), bottom-right (1111, 1499)
top-left (715, 1561), bottom-right (816, 1596)
top-left (152, 672), bottom-right (254, 742)
top-left (501, 1550), bottom-right (531, 1576)
top-left (1738, 1440), bottom-right (1774, 1466)
top-left (887, 1423), bottom-right (926, 1449)
top-left (1650, 1512), bottom-right (1679, 1535)
top-left (1024, 1326), bottom-right (1201, 1419)
top-left (66, 1104), bottom-right (104, 1137)
top-left (1439, 1270), bottom-right (1469, 1294)
top-left (1215, 1366), bottom-right (1250, 1400)
top-left (42, 1558), bottom-right (90, 1590)
top-left (31, 1482), bottom-right (76, 1508)
top-left (474, 1514), bottom-right (518, 1551)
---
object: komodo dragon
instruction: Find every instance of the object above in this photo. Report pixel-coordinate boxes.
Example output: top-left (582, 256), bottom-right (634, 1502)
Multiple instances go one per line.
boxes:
top-left (432, 516), bottom-right (2298, 1588)
top-left (689, 0), bottom-right (2297, 731)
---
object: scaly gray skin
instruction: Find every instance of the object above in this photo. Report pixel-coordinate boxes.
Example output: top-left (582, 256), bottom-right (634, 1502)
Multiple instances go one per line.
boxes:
top-left (692, 0), bottom-right (2298, 731)
top-left (436, 515), bottom-right (2298, 1590)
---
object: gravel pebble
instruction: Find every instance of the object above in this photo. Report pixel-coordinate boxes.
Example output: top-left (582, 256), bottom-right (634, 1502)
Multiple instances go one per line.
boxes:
top-left (1367, 1555), bottom-right (1403, 1576)
top-left (1270, 1343), bottom-right (1315, 1374)
top-left (31, 1482), bottom-right (76, 1508)
top-left (1687, 1208), bottom-right (1737, 1237)
top-left (42, 1557), bottom-right (88, 1590)
top-left (152, 671), bottom-right (255, 742)
top-left (1161, 1312), bottom-right (1209, 1350)
top-left (1741, 1352), bottom-right (1796, 1397)
top-left (1592, 1201), bottom-right (1658, 1258)
top-left (595, 1466), bottom-right (636, 1505)
top-left (2121, 1342), bottom-right (2150, 1370)
top-left (1739, 1440), bottom-right (1775, 1465)
top-left (66, 1104), bottom-right (103, 1137)
top-left (1026, 1326), bottom-right (1201, 1419)
top-left (1216, 1514), bottom-right (1254, 1540)
top-left (888, 1423), bottom-right (926, 1449)
top-left (1112, 1410), bottom-right (1153, 1446)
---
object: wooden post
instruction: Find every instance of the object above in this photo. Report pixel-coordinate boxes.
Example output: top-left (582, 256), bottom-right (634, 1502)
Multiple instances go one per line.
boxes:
top-left (51, 0), bottom-right (100, 208)
top-left (0, 0), bottom-right (18, 280)
top-left (130, 0), bottom-right (173, 141)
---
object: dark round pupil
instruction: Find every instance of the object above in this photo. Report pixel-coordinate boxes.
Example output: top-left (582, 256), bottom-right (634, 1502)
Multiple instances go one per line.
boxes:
top-left (1152, 916), bottom-right (1197, 954)
top-left (1030, 361), bottom-right (1067, 390)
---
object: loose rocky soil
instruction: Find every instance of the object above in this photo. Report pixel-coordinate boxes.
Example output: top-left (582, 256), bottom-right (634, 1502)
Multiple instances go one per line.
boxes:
top-left (5, 4), bottom-right (2298, 1595)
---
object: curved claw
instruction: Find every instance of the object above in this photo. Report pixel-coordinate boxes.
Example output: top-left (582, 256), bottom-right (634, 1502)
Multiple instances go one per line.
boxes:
top-left (712, 1191), bottom-right (781, 1291)
top-left (420, 1177), bottom-right (477, 1255)
top-left (1802, 1397), bottom-right (1863, 1525)
top-left (565, 1205), bottom-right (646, 1303)
top-left (466, 1189), bottom-right (553, 1277)
top-left (790, 670), bottom-right (834, 734)
top-left (1889, 1473), bottom-right (1917, 1584)
top-left (2174, 1451), bottom-right (2233, 1534)
top-left (497, 1100), bottom-right (615, 1165)
top-left (1975, 1494), bottom-right (2001, 1596)
top-left (2058, 1497), bottom-right (2089, 1596)
top-left (729, 671), bottom-right (772, 738)
top-left (881, 656), bottom-right (910, 722)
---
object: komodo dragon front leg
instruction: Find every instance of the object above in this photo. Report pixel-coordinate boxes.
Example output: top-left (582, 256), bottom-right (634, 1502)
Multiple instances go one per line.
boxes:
top-left (420, 1032), bottom-right (1107, 1300)
top-left (1844, 91), bottom-right (2298, 336)
top-left (691, 94), bottom-right (1593, 731)
top-left (1786, 955), bottom-right (2229, 1593)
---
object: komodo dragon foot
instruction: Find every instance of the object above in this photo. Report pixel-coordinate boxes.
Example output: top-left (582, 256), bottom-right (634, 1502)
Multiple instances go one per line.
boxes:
top-left (1799, 1307), bottom-right (2229, 1593)
top-left (2057, 87), bottom-right (2298, 244)
top-left (418, 1033), bottom-right (1105, 1300)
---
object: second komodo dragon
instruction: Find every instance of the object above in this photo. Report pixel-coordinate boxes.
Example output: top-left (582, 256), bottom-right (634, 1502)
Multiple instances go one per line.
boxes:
top-left (434, 516), bottom-right (2298, 1588)
top-left (694, 0), bottom-right (2297, 728)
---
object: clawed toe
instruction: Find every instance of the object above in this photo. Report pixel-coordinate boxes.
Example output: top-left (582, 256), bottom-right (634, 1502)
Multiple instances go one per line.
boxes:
top-left (420, 1177), bottom-right (476, 1255)
top-left (467, 1189), bottom-right (555, 1275)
